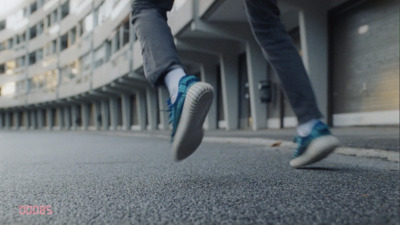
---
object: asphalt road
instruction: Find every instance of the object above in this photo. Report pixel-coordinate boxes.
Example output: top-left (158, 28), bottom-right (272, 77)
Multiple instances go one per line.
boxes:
top-left (0, 131), bottom-right (399, 225)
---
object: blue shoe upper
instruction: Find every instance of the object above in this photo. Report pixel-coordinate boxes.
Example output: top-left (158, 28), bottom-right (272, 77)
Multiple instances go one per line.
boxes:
top-left (293, 121), bottom-right (331, 158)
top-left (167, 75), bottom-right (199, 142)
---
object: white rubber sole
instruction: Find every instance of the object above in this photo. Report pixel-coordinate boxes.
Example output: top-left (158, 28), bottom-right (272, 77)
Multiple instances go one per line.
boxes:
top-left (172, 82), bottom-right (214, 161)
top-left (290, 135), bottom-right (339, 168)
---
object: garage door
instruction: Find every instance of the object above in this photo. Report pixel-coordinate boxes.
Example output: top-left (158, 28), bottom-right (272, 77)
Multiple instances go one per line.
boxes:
top-left (330, 0), bottom-right (399, 126)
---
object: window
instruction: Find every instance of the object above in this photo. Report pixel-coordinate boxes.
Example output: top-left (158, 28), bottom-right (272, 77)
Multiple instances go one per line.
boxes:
top-left (44, 41), bottom-right (56, 56)
top-left (30, 2), bottom-right (38, 14)
top-left (78, 21), bottom-right (84, 36)
top-left (38, 0), bottom-right (45, 7)
top-left (0, 82), bottom-right (16, 96)
top-left (60, 65), bottom-right (70, 83)
top-left (70, 60), bottom-right (79, 77)
top-left (122, 19), bottom-right (130, 46)
top-left (31, 74), bottom-right (45, 89)
top-left (95, 2), bottom-right (111, 27)
top-left (94, 43), bottom-right (108, 68)
top-left (61, 60), bottom-right (79, 83)
top-left (0, 64), bottom-right (5, 74)
top-left (36, 49), bottom-right (43, 62)
top-left (37, 21), bottom-right (44, 36)
top-left (113, 30), bottom-right (120, 53)
top-left (30, 25), bottom-right (37, 40)
top-left (60, 33), bottom-right (68, 51)
top-left (94, 6), bottom-right (99, 27)
top-left (8, 38), bottom-right (14, 49)
top-left (16, 80), bottom-right (26, 94)
top-left (46, 14), bottom-right (51, 27)
top-left (23, 8), bottom-right (28, 17)
top-left (84, 13), bottom-right (94, 33)
top-left (45, 70), bottom-right (58, 91)
top-left (61, 0), bottom-right (69, 19)
top-left (29, 78), bottom-right (35, 89)
top-left (0, 42), bottom-right (5, 51)
top-left (0, 20), bottom-right (5, 31)
top-left (17, 56), bottom-right (25, 68)
top-left (70, 27), bottom-right (76, 45)
top-left (52, 39), bottom-right (57, 54)
top-left (81, 54), bottom-right (91, 74)
top-left (29, 52), bottom-right (37, 65)
top-left (52, 9), bottom-right (59, 24)
top-left (44, 43), bottom-right (51, 56)
top-left (17, 32), bottom-right (25, 45)
top-left (6, 60), bottom-right (16, 74)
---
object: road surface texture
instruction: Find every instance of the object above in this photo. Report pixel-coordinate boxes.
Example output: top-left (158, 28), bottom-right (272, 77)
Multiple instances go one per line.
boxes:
top-left (0, 131), bottom-right (399, 225)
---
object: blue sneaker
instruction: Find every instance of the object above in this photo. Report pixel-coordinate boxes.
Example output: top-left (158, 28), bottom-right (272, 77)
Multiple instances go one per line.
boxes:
top-left (290, 121), bottom-right (339, 168)
top-left (167, 75), bottom-right (214, 161)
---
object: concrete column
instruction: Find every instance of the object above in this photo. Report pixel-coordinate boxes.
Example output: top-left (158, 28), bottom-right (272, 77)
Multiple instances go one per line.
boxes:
top-left (121, 94), bottom-right (132, 131)
top-left (46, 108), bottom-right (53, 130)
top-left (5, 112), bottom-right (10, 129)
top-left (299, 4), bottom-right (329, 122)
top-left (109, 97), bottom-right (118, 131)
top-left (64, 107), bottom-right (71, 130)
top-left (81, 103), bottom-right (90, 130)
top-left (101, 100), bottom-right (110, 130)
top-left (22, 111), bottom-right (29, 130)
top-left (245, 40), bottom-right (268, 130)
top-left (57, 108), bottom-right (64, 130)
top-left (136, 91), bottom-right (147, 130)
top-left (94, 102), bottom-right (102, 130)
top-left (30, 110), bottom-right (37, 129)
top-left (13, 112), bottom-right (20, 130)
top-left (219, 54), bottom-right (239, 130)
top-left (71, 105), bottom-right (78, 130)
top-left (37, 109), bottom-right (44, 129)
top-left (157, 87), bottom-right (169, 130)
top-left (0, 112), bottom-right (3, 129)
top-left (146, 88), bottom-right (158, 131)
top-left (200, 65), bottom-right (218, 130)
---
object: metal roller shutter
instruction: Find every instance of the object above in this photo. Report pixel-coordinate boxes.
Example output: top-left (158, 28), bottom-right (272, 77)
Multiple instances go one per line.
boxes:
top-left (330, 0), bottom-right (399, 125)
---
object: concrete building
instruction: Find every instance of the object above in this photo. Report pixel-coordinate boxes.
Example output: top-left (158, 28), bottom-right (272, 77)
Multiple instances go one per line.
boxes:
top-left (0, 0), bottom-right (398, 132)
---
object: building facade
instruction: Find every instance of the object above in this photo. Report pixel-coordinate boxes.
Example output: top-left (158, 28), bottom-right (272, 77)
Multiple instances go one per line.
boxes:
top-left (0, 0), bottom-right (398, 131)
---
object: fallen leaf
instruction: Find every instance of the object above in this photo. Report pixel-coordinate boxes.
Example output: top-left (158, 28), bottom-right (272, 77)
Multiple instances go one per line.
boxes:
top-left (271, 141), bottom-right (282, 147)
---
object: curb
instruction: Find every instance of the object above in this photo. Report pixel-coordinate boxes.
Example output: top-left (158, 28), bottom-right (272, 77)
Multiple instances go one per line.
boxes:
top-left (203, 137), bottom-right (400, 163)
top-left (98, 131), bottom-right (400, 163)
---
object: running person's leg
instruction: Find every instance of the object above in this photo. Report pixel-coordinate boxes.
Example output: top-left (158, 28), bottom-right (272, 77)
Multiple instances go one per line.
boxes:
top-left (243, 0), bottom-right (339, 168)
top-left (131, 0), bottom-right (182, 86)
top-left (131, 0), bottom-right (214, 161)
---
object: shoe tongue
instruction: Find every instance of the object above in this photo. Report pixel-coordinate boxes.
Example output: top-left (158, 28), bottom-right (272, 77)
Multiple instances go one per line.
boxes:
top-left (181, 75), bottom-right (198, 85)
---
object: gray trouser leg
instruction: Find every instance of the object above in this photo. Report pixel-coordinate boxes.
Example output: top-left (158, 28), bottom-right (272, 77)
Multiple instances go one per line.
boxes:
top-left (131, 0), bottom-right (184, 86)
top-left (244, 0), bottom-right (323, 124)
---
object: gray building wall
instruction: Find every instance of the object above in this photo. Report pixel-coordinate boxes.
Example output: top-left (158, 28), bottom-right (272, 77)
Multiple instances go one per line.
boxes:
top-left (331, 0), bottom-right (399, 113)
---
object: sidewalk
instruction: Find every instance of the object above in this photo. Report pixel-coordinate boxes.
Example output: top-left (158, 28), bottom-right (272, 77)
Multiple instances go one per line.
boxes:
top-left (122, 126), bottom-right (399, 151)
top-left (205, 126), bottom-right (400, 152)
top-left (107, 126), bottom-right (399, 162)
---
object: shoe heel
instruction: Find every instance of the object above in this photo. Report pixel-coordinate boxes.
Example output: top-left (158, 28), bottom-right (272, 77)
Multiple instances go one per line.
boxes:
top-left (290, 135), bottom-right (339, 168)
top-left (173, 82), bottom-right (214, 161)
